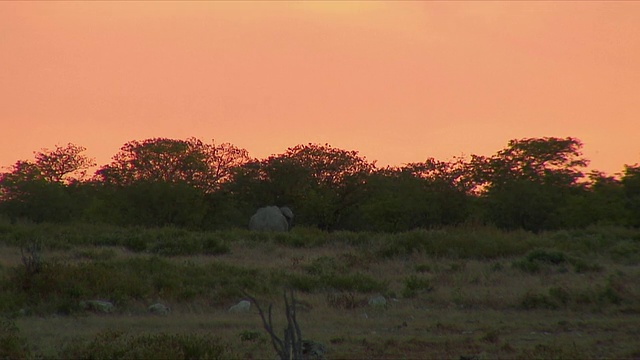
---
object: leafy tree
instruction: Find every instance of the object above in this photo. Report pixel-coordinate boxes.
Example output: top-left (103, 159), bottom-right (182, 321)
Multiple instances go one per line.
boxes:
top-left (621, 164), bottom-right (640, 227)
top-left (34, 143), bottom-right (96, 183)
top-left (95, 138), bottom-right (249, 192)
top-left (472, 137), bottom-right (589, 232)
top-left (0, 144), bottom-right (95, 222)
top-left (559, 171), bottom-right (629, 227)
top-left (472, 137), bottom-right (588, 189)
top-left (87, 180), bottom-right (207, 228)
top-left (227, 143), bottom-right (375, 230)
top-left (353, 159), bottom-right (471, 232)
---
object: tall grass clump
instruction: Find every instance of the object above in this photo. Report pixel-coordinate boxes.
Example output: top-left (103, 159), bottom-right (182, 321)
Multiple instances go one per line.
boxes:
top-left (402, 275), bottom-right (434, 298)
top-left (513, 249), bottom-right (603, 274)
top-left (1, 256), bottom-right (272, 314)
top-left (520, 273), bottom-right (631, 311)
top-left (274, 256), bottom-right (387, 294)
top-left (0, 319), bottom-right (30, 359)
top-left (540, 226), bottom-right (640, 255)
top-left (376, 226), bottom-right (535, 259)
top-left (0, 222), bottom-right (231, 255)
top-left (59, 330), bottom-right (235, 360)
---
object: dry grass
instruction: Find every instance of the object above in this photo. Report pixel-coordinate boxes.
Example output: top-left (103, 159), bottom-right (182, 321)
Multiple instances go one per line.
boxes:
top-left (2, 226), bottom-right (640, 359)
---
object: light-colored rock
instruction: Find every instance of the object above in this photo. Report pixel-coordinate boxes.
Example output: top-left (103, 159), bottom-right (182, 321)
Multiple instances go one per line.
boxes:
top-left (81, 300), bottom-right (115, 313)
top-left (148, 303), bottom-right (171, 316)
top-left (229, 300), bottom-right (251, 313)
top-left (368, 295), bottom-right (387, 307)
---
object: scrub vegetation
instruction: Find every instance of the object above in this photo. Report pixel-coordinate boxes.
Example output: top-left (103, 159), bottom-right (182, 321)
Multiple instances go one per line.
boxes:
top-left (0, 136), bottom-right (639, 358)
top-left (0, 136), bottom-right (639, 233)
top-left (0, 223), bottom-right (639, 359)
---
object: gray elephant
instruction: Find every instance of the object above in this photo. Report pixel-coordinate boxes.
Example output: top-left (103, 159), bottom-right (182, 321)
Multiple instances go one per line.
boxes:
top-left (249, 206), bottom-right (294, 232)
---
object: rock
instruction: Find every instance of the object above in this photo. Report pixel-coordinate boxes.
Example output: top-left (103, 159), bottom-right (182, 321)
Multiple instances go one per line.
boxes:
top-left (229, 300), bottom-right (251, 313)
top-left (80, 300), bottom-right (114, 313)
top-left (148, 303), bottom-right (171, 316)
top-left (368, 295), bottom-right (387, 307)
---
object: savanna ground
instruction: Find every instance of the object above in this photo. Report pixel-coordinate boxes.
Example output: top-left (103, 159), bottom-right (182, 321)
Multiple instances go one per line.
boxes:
top-left (1, 221), bottom-right (639, 359)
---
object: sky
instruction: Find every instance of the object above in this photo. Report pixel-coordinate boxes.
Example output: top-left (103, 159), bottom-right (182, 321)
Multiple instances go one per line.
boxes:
top-left (1, 1), bottom-right (639, 176)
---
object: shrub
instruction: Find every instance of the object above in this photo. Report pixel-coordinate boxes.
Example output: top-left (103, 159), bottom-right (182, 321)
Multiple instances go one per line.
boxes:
top-left (520, 291), bottom-right (560, 310)
top-left (402, 275), bottom-right (433, 298)
top-left (526, 249), bottom-right (567, 264)
top-left (238, 330), bottom-right (265, 343)
top-left (514, 249), bottom-right (604, 274)
top-left (305, 256), bottom-right (345, 276)
top-left (59, 330), bottom-right (235, 359)
top-left (513, 249), bottom-right (569, 273)
top-left (326, 292), bottom-right (366, 309)
top-left (0, 257), bottom-right (269, 314)
top-left (0, 319), bottom-right (30, 359)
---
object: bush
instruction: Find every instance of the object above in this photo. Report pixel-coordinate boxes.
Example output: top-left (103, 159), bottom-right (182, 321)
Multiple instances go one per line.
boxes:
top-left (513, 249), bottom-right (569, 273)
top-left (59, 330), bottom-right (235, 359)
top-left (0, 257), bottom-right (270, 314)
top-left (326, 292), bottom-right (366, 309)
top-left (0, 319), bottom-right (30, 359)
top-left (513, 249), bottom-right (604, 274)
top-left (402, 275), bottom-right (433, 298)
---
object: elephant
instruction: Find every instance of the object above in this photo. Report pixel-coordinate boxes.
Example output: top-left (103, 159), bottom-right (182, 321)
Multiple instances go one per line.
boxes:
top-left (249, 206), bottom-right (294, 232)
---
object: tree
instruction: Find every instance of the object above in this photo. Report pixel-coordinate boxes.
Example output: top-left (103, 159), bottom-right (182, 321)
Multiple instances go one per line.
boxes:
top-left (227, 143), bottom-right (375, 230)
top-left (559, 170), bottom-right (629, 227)
top-left (621, 164), bottom-right (640, 227)
top-left (472, 137), bottom-right (588, 189)
top-left (472, 137), bottom-right (589, 232)
top-left (95, 138), bottom-right (249, 192)
top-left (1, 143), bottom-right (95, 196)
top-left (34, 143), bottom-right (96, 183)
top-left (88, 180), bottom-right (207, 227)
top-left (353, 159), bottom-right (472, 232)
top-left (0, 144), bottom-right (95, 222)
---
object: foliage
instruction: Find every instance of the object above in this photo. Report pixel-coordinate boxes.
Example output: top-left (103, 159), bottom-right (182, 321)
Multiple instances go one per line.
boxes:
top-left (0, 319), bottom-right (31, 359)
top-left (95, 138), bottom-right (248, 192)
top-left (473, 137), bottom-right (588, 188)
top-left (33, 143), bottom-right (96, 183)
top-left (88, 180), bottom-right (208, 228)
top-left (228, 143), bottom-right (375, 230)
top-left (0, 136), bottom-right (638, 232)
top-left (59, 330), bottom-right (235, 360)
top-left (402, 275), bottom-right (434, 298)
top-left (0, 256), bottom-right (267, 314)
top-left (622, 164), bottom-right (640, 227)
top-left (353, 163), bottom-right (470, 232)
top-left (0, 144), bottom-right (95, 222)
top-left (512, 249), bottom-right (603, 274)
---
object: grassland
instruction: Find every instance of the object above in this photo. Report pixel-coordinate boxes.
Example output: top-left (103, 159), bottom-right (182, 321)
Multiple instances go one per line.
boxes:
top-left (1, 221), bottom-right (639, 359)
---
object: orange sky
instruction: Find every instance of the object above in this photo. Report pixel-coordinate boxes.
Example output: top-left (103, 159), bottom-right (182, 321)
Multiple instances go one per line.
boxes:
top-left (1, 1), bottom-right (639, 176)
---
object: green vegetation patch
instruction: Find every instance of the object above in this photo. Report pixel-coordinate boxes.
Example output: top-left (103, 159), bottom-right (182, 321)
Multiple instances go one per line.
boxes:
top-left (1, 257), bottom-right (270, 314)
top-left (520, 274), bottom-right (630, 311)
top-left (59, 330), bottom-right (235, 360)
top-left (513, 249), bottom-right (603, 274)
top-left (376, 227), bottom-right (535, 259)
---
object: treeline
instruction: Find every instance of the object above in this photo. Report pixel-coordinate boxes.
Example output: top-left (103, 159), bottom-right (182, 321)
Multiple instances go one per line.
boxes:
top-left (0, 137), bottom-right (638, 232)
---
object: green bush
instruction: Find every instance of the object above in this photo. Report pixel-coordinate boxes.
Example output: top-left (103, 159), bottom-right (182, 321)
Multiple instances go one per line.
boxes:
top-left (520, 291), bottom-right (561, 310)
top-left (514, 249), bottom-right (604, 274)
top-left (0, 319), bottom-right (30, 359)
top-left (59, 330), bottom-right (235, 360)
top-left (0, 257), bottom-right (270, 314)
top-left (513, 249), bottom-right (569, 273)
top-left (282, 271), bottom-right (386, 294)
top-left (402, 275), bottom-right (433, 298)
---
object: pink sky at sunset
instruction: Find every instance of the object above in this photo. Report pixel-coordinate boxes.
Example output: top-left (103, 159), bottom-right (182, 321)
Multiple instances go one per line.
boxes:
top-left (1, 1), bottom-right (639, 176)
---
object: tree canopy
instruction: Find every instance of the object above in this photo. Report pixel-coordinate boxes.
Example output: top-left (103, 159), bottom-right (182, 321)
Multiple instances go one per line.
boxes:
top-left (1, 136), bottom-right (637, 232)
